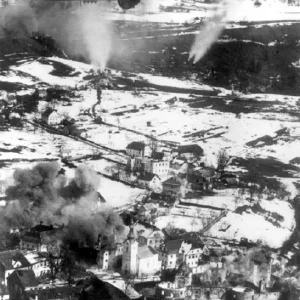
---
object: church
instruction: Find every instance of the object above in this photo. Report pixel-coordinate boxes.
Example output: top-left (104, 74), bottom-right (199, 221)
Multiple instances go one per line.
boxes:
top-left (122, 224), bottom-right (161, 278)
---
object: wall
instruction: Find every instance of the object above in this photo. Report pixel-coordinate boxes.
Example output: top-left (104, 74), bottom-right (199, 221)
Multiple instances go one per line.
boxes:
top-left (253, 292), bottom-right (280, 300)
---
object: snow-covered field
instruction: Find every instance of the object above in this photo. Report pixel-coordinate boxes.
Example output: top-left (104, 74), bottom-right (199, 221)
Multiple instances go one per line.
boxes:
top-left (209, 199), bottom-right (295, 249)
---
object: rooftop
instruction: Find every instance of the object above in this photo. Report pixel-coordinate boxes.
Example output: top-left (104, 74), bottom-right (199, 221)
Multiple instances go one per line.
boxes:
top-left (8, 269), bottom-right (38, 288)
top-left (0, 250), bottom-right (31, 270)
top-left (126, 142), bottom-right (146, 151)
top-left (137, 245), bottom-right (157, 259)
top-left (177, 144), bottom-right (203, 156)
top-left (137, 172), bottom-right (159, 182)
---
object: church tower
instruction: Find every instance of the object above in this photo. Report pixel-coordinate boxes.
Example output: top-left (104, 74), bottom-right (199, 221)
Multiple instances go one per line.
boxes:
top-left (122, 221), bottom-right (138, 275)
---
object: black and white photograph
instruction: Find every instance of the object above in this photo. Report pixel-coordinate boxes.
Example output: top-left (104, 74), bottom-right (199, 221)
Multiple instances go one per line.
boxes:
top-left (0, 0), bottom-right (299, 299)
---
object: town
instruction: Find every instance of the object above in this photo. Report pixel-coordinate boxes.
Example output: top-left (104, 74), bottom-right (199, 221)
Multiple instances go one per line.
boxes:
top-left (1, 0), bottom-right (300, 299)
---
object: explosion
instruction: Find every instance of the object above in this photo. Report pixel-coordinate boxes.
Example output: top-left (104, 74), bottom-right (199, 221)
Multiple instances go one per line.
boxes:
top-left (1, 162), bottom-right (124, 248)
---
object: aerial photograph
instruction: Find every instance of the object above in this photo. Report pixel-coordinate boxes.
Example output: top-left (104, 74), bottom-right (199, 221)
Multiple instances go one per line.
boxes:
top-left (0, 0), bottom-right (300, 299)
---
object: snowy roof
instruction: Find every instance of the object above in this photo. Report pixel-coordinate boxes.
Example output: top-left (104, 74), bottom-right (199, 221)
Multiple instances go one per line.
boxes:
top-left (0, 250), bottom-right (31, 270)
top-left (137, 245), bottom-right (157, 259)
top-left (196, 167), bottom-right (216, 178)
top-left (126, 142), bottom-right (146, 151)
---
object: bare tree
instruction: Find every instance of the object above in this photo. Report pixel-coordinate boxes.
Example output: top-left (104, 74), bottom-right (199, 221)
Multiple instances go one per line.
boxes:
top-left (217, 149), bottom-right (230, 173)
top-left (123, 272), bottom-right (138, 295)
top-left (147, 134), bottom-right (158, 157)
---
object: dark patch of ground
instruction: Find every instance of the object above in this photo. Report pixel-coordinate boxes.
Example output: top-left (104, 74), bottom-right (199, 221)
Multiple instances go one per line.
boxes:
top-left (246, 135), bottom-right (278, 147)
top-left (232, 157), bottom-right (300, 177)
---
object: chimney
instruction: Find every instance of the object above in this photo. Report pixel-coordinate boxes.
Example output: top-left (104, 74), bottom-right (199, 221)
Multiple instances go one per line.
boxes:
top-left (35, 292), bottom-right (38, 300)
top-left (40, 221), bottom-right (43, 225)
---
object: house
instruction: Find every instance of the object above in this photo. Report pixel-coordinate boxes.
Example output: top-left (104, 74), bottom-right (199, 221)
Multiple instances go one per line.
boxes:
top-left (146, 160), bottom-right (170, 178)
top-left (136, 172), bottom-right (161, 191)
top-left (162, 176), bottom-right (182, 195)
top-left (177, 144), bottom-right (204, 160)
top-left (249, 249), bottom-right (273, 292)
top-left (0, 251), bottom-right (31, 285)
top-left (98, 237), bottom-right (123, 271)
top-left (135, 222), bottom-right (165, 249)
top-left (126, 142), bottom-right (146, 158)
top-left (20, 223), bottom-right (64, 253)
top-left (7, 269), bottom-right (38, 300)
top-left (122, 224), bottom-right (161, 277)
top-left (185, 242), bottom-right (205, 269)
top-left (158, 240), bottom-right (192, 269)
top-left (24, 252), bottom-right (50, 278)
top-left (41, 109), bottom-right (61, 125)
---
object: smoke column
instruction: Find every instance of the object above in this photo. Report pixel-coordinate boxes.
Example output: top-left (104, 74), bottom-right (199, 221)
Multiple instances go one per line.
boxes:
top-left (1, 162), bottom-right (124, 247)
top-left (0, 0), bottom-right (113, 70)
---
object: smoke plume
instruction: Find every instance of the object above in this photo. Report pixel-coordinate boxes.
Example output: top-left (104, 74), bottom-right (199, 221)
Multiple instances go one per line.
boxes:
top-left (0, 0), bottom-right (113, 70)
top-left (189, 6), bottom-right (227, 64)
top-left (1, 162), bottom-right (124, 248)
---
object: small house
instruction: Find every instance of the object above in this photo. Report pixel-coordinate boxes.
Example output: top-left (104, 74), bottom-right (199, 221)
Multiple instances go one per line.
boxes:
top-left (162, 177), bottom-right (182, 195)
top-left (177, 144), bottom-right (204, 160)
top-left (41, 109), bottom-right (61, 125)
top-left (0, 251), bottom-right (31, 285)
top-left (7, 269), bottom-right (38, 300)
top-left (137, 172), bottom-right (161, 191)
top-left (126, 142), bottom-right (146, 158)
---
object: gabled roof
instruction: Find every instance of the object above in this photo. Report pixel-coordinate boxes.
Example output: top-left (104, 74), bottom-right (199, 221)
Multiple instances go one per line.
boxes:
top-left (137, 245), bottom-right (157, 259)
top-left (41, 108), bottom-right (56, 118)
top-left (0, 250), bottom-right (31, 270)
top-left (126, 142), bottom-right (146, 151)
top-left (165, 239), bottom-right (183, 254)
top-left (163, 176), bottom-right (182, 186)
top-left (138, 172), bottom-right (159, 182)
top-left (177, 144), bottom-right (203, 156)
top-left (152, 152), bottom-right (164, 160)
top-left (251, 250), bottom-right (271, 264)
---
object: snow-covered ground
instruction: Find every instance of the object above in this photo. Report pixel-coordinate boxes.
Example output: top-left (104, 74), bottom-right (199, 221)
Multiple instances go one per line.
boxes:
top-left (209, 198), bottom-right (295, 249)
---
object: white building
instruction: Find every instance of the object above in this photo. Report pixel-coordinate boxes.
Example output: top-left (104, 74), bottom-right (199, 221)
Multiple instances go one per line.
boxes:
top-left (41, 109), bottom-right (61, 125)
top-left (137, 172), bottom-right (161, 191)
top-left (24, 252), bottom-right (50, 278)
top-left (122, 225), bottom-right (161, 277)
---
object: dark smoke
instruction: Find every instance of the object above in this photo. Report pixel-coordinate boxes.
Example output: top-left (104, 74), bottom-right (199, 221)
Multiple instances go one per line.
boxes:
top-left (2, 162), bottom-right (124, 248)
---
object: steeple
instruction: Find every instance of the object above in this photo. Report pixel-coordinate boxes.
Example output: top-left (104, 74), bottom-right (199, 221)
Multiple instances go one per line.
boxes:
top-left (127, 217), bottom-right (135, 241)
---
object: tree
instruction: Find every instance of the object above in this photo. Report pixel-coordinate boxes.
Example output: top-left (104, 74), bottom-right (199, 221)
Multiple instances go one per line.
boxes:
top-left (216, 149), bottom-right (230, 173)
top-left (123, 272), bottom-right (138, 295)
top-left (147, 135), bottom-right (158, 158)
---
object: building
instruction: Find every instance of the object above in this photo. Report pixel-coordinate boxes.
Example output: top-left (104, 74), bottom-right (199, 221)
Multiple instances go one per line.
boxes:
top-left (158, 240), bottom-right (192, 269)
top-left (24, 252), bottom-right (49, 278)
top-left (185, 242), bottom-right (205, 269)
top-left (98, 232), bottom-right (123, 271)
top-left (27, 285), bottom-right (81, 300)
top-left (20, 223), bottom-right (64, 253)
top-left (136, 172), bottom-right (161, 191)
top-left (41, 109), bottom-right (61, 125)
top-left (147, 160), bottom-right (170, 178)
top-left (162, 176), bottom-right (182, 195)
top-left (249, 250), bottom-right (273, 292)
top-left (122, 224), bottom-right (161, 277)
top-left (135, 222), bottom-right (165, 249)
top-left (126, 142), bottom-right (146, 158)
top-left (0, 251), bottom-right (31, 285)
top-left (7, 269), bottom-right (38, 300)
top-left (177, 144), bottom-right (204, 160)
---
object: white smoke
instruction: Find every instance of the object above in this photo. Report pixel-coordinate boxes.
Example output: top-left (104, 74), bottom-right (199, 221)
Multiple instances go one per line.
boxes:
top-left (0, 0), bottom-right (113, 70)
